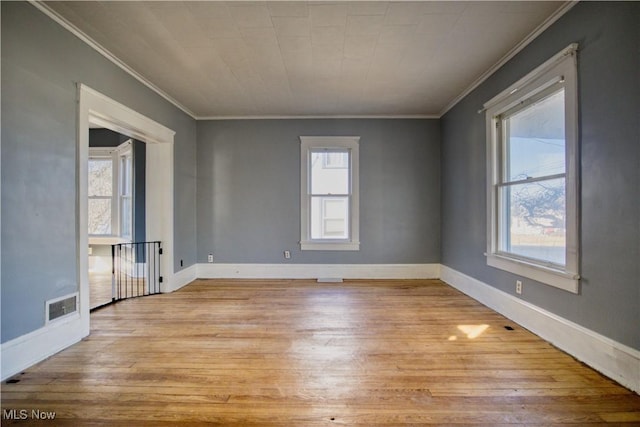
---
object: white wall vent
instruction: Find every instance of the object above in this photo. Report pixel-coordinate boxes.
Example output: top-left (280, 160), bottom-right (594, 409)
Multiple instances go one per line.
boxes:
top-left (46, 293), bottom-right (79, 324)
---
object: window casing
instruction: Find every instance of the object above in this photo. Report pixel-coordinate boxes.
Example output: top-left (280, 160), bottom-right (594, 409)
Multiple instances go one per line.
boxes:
top-left (484, 44), bottom-right (579, 293)
top-left (88, 140), bottom-right (133, 241)
top-left (300, 136), bottom-right (360, 251)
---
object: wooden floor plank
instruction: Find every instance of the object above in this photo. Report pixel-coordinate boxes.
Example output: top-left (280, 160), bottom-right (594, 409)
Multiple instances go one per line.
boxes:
top-left (2, 279), bottom-right (639, 425)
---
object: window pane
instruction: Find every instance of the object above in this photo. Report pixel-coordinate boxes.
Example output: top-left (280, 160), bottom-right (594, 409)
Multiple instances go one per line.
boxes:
top-left (88, 159), bottom-right (112, 197)
top-left (310, 151), bottom-right (349, 194)
top-left (505, 89), bottom-right (565, 181)
top-left (500, 178), bottom-right (566, 265)
top-left (310, 196), bottom-right (348, 239)
top-left (88, 199), bottom-right (112, 235)
top-left (323, 152), bottom-right (348, 168)
top-left (121, 197), bottom-right (132, 238)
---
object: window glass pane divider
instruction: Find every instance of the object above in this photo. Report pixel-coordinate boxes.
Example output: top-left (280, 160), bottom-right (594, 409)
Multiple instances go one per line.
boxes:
top-left (500, 80), bottom-right (565, 118)
top-left (498, 173), bottom-right (566, 187)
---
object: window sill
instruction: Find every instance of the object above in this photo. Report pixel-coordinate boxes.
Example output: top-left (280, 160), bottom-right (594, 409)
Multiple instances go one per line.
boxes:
top-left (89, 236), bottom-right (131, 245)
top-left (300, 241), bottom-right (360, 251)
top-left (486, 253), bottom-right (579, 294)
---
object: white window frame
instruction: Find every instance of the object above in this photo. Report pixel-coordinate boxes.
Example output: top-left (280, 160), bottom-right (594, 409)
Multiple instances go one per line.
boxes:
top-left (88, 140), bottom-right (133, 243)
top-left (484, 43), bottom-right (580, 293)
top-left (119, 145), bottom-right (133, 240)
top-left (300, 136), bottom-right (360, 251)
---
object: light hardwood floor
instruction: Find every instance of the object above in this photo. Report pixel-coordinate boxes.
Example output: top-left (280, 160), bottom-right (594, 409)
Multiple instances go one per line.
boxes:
top-left (89, 271), bottom-right (113, 310)
top-left (2, 279), bottom-right (639, 425)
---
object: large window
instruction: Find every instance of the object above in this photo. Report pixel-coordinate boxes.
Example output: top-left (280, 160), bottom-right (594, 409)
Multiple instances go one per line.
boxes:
top-left (484, 44), bottom-right (579, 293)
top-left (88, 140), bottom-right (133, 241)
top-left (300, 136), bottom-right (360, 251)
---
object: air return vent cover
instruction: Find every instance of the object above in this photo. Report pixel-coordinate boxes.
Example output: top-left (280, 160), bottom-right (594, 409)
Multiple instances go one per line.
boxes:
top-left (46, 293), bottom-right (78, 323)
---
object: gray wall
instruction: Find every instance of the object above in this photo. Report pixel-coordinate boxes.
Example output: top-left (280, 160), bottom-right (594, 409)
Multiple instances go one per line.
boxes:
top-left (197, 119), bottom-right (440, 264)
top-left (1, 2), bottom-right (197, 343)
top-left (89, 129), bottom-right (146, 243)
top-left (441, 1), bottom-right (640, 350)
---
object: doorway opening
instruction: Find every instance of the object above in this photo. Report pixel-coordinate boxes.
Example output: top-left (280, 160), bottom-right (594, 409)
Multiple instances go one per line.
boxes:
top-left (87, 128), bottom-right (146, 309)
top-left (78, 84), bottom-right (175, 336)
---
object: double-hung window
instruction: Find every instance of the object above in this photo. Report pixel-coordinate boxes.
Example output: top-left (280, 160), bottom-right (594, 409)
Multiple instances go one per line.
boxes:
top-left (300, 136), bottom-right (360, 251)
top-left (88, 140), bottom-right (133, 241)
top-left (485, 44), bottom-right (580, 293)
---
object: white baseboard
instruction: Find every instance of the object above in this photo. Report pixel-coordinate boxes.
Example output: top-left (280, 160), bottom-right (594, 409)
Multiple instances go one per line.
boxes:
top-left (1, 314), bottom-right (86, 381)
top-left (440, 265), bottom-right (640, 394)
top-left (196, 263), bottom-right (440, 280)
top-left (166, 263), bottom-right (198, 293)
top-left (5, 262), bottom-right (636, 395)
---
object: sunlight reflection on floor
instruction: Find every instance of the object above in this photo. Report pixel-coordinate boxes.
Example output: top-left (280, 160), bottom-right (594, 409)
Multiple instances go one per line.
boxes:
top-left (448, 324), bottom-right (490, 341)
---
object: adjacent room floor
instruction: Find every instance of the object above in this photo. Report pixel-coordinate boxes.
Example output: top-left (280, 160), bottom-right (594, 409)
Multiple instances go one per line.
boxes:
top-left (89, 271), bottom-right (113, 310)
top-left (2, 279), bottom-right (639, 425)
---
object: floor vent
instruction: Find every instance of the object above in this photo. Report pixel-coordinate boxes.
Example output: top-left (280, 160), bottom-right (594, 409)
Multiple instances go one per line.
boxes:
top-left (46, 293), bottom-right (78, 323)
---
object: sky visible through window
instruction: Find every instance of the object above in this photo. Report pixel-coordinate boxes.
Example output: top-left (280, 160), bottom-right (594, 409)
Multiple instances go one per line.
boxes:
top-left (504, 90), bottom-right (566, 265)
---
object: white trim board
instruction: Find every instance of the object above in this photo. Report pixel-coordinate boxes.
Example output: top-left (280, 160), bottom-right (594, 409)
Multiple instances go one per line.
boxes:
top-left (1, 314), bottom-right (84, 381)
top-left (197, 115), bottom-right (439, 120)
top-left (440, 265), bottom-right (640, 394)
top-left (3, 262), bottom-right (638, 394)
top-left (197, 263), bottom-right (440, 280)
top-left (0, 261), bottom-right (194, 381)
top-left (168, 264), bottom-right (198, 293)
top-left (78, 84), bottom-right (176, 335)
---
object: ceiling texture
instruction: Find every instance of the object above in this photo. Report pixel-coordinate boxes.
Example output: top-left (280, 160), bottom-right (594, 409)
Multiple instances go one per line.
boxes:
top-left (43, 1), bottom-right (569, 119)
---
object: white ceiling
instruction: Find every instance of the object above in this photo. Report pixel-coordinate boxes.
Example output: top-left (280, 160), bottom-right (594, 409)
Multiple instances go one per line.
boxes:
top-left (44, 1), bottom-right (568, 118)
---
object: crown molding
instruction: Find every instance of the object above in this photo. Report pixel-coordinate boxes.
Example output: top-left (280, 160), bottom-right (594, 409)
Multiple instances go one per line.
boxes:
top-left (439, 0), bottom-right (579, 118)
top-left (195, 114), bottom-right (440, 120)
top-left (29, 1), bottom-right (197, 119)
top-left (31, 0), bottom-right (577, 122)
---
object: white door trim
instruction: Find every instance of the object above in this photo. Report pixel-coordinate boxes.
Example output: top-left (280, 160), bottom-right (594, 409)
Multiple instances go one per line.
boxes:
top-left (78, 84), bottom-right (175, 331)
top-left (1, 84), bottom-right (176, 380)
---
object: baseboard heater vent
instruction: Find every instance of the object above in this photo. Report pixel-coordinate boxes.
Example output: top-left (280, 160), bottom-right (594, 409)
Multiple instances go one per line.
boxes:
top-left (46, 292), bottom-right (78, 323)
top-left (317, 278), bottom-right (343, 283)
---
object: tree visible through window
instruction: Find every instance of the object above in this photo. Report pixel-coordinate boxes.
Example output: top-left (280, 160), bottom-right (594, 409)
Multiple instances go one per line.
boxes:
top-left (88, 141), bottom-right (132, 239)
top-left (88, 158), bottom-right (113, 235)
top-left (485, 44), bottom-right (579, 293)
top-left (500, 88), bottom-right (566, 266)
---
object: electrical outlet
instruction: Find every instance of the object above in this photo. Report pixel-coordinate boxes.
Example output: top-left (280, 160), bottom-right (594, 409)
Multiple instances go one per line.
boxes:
top-left (208, 254), bottom-right (214, 263)
top-left (284, 250), bottom-right (291, 259)
top-left (516, 280), bottom-right (523, 294)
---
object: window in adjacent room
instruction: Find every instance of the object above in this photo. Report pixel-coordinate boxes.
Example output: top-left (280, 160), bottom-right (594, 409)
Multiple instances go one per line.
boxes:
top-left (484, 44), bottom-right (579, 293)
top-left (88, 140), bottom-right (132, 240)
top-left (300, 136), bottom-right (360, 251)
top-left (88, 153), bottom-right (114, 235)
